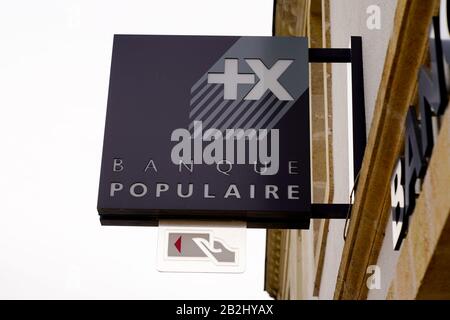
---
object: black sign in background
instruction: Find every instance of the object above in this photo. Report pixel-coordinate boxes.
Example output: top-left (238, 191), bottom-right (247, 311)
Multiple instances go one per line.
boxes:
top-left (98, 35), bottom-right (311, 227)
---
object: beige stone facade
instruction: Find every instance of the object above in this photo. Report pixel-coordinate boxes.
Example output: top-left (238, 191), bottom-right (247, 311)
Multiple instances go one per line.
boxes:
top-left (265, 0), bottom-right (450, 300)
top-left (266, 0), bottom-right (333, 300)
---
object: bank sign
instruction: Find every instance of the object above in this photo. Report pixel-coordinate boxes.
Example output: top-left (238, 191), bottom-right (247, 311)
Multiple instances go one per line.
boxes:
top-left (97, 35), bottom-right (310, 227)
top-left (390, 7), bottom-right (450, 250)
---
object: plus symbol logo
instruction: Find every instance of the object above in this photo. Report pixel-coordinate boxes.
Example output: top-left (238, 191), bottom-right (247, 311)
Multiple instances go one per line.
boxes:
top-left (207, 58), bottom-right (294, 101)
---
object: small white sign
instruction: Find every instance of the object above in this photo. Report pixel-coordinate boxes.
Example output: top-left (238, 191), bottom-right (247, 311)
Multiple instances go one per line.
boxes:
top-left (157, 220), bottom-right (246, 273)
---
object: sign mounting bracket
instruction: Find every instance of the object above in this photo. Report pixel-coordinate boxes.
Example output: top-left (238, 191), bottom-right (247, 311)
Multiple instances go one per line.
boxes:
top-left (308, 36), bottom-right (367, 220)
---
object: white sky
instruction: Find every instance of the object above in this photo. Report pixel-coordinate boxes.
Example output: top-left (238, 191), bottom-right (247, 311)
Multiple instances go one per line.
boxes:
top-left (0, 0), bottom-right (273, 299)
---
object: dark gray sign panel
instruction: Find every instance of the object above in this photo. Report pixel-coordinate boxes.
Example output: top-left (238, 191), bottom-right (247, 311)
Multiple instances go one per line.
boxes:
top-left (98, 35), bottom-right (310, 227)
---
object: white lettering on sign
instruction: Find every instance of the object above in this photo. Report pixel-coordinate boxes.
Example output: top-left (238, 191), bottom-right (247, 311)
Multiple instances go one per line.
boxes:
top-left (113, 158), bottom-right (124, 172)
top-left (110, 183), bottom-right (123, 197)
top-left (288, 161), bottom-right (299, 175)
top-left (109, 182), bottom-right (301, 201)
top-left (144, 159), bottom-right (158, 172)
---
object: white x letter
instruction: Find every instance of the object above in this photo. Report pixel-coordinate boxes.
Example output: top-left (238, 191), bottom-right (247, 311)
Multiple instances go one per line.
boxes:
top-left (244, 59), bottom-right (293, 101)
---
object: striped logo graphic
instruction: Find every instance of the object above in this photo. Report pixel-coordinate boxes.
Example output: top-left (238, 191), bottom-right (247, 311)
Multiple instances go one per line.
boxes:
top-left (187, 37), bottom-right (308, 133)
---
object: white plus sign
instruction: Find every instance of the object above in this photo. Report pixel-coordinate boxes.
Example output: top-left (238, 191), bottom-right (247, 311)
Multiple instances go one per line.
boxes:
top-left (207, 59), bottom-right (255, 100)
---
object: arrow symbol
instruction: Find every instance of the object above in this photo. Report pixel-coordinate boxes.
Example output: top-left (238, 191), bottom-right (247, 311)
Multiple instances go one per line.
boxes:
top-left (174, 236), bottom-right (182, 253)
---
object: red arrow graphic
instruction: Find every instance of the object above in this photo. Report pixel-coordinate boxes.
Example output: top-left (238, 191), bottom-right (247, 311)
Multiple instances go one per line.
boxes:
top-left (174, 236), bottom-right (182, 253)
